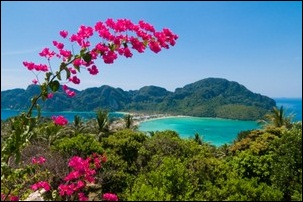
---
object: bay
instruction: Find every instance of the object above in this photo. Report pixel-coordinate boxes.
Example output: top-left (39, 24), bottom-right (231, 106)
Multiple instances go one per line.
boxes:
top-left (1, 98), bottom-right (301, 147)
top-left (138, 117), bottom-right (259, 147)
top-left (138, 98), bottom-right (302, 147)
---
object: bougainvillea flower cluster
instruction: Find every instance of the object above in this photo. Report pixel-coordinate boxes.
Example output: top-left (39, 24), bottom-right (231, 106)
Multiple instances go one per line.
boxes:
top-left (23, 18), bottom-right (178, 99)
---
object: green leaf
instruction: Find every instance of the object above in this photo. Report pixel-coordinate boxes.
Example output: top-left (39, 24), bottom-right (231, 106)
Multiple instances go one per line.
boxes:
top-left (67, 55), bottom-right (73, 62)
top-left (61, 65), bottom-right (71, 80)
top-left (80, 48), bottom-right (87, 56)
top-left (56, 71), bottom-right (62, 81)
top-left (41, 84), bottom-right (48, 101)
top-left (109, 44), bottom-right (116, 51)
top-left (83, 52), bottom-right (92, 63)
top-left (49, 80), bottom-right (60, 92)
top-left (15, 151), bottom-right (21, 165)
top-left (143, 40), bottom-right (148, 47)
top-left (60, 63), bottom-right (66, 71)
top-left (45, 72), bottom-right (53, 82)
top-left (74, 65), bottom-right (80, 72)
top-left (36, 104), bottom-right (41, 119)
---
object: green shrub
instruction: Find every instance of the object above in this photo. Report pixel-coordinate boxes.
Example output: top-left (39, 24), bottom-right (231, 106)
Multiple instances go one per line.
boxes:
top-left (52, 134), bottom-right (104, 157)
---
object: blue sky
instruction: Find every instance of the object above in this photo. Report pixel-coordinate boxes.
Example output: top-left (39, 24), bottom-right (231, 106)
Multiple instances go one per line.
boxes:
top-left (1, 1), bottom-right (302, 98)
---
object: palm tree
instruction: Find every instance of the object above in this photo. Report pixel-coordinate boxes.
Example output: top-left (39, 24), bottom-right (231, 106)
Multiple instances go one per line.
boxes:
top-left (95, 108), bottom-right (110, 140)
top-left (59, 115), bottom-right (86, 137)
top-left (262, 106), bottom-right (293, 129)
top-left (124, 114), bottom-right (137, 130)
top-left (194, 133), bottom-right (203, 145)
top-left (72, 115), bottom-right (85, 135)
top-left (124, 114), bottom-right (132, 129)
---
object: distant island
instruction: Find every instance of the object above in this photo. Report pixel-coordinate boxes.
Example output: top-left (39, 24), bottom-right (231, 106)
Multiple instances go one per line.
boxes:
top-left (1, 78), bottom-right (276, 120)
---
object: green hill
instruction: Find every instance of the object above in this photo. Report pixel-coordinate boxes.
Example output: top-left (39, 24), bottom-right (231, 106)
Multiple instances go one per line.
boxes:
top-left (1, 78), bottom-right (276, 120)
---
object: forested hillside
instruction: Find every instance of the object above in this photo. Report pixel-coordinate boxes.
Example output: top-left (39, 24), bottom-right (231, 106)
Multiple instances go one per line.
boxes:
top-left (1, 78), bottom-right (276, 120)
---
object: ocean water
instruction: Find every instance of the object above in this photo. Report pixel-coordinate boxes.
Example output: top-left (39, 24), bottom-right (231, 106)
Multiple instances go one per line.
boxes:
top-left (138, 117), bottom-right (259, 147)
top-left (1, 98), bottom-right (301, 147)
top-left (138, 98), bottom-right (302, 146)
top-left (0, 109), bottom-right (126, 122)
top-left (275, 98), bottom-right (302, 122)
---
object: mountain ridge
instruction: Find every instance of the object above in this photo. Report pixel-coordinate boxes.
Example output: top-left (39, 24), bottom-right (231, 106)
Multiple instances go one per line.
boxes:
top-left (1, 77), bottom-right (276, 120)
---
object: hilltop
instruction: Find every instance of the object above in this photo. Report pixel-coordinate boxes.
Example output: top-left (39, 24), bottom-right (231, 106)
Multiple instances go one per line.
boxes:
top-left (1, 78), bottom-right (276, 120)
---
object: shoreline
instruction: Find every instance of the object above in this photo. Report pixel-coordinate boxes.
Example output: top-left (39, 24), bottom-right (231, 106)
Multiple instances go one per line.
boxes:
top-left (128, 112), bottom-right (261, 126)
top-left (130, 113), bottom-right (190, 126)
top-left (109, 112), bottom-right (189, 131)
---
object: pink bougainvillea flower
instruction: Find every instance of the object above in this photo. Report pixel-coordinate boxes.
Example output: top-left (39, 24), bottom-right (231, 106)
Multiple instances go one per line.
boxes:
top-left (59, 49), bottom-right (72, 58)
top-left (38, 156), bottom-right (46, 164)
top-left (53, 40), bottom-right (64, 49)
top-left (47, 93), bottom-right (54, 99)
top-left (1, 194), bottom-right (6, 201)
top-left (118, 47), bottom-right (133, 58)
top-left (31, 157), bottom-right (37, 164)
top-left (78, 192), bottom-right (88, 201)
top-left (58, 184), bottom-right (69, 196)
top-left (31, 183), bottom-right (39, 191)
top-left (68, 156), bottom-right (83, 169)
top-left (149, 41), bottom-right (161, 53)
top-left (52, 115), bottom-right (68, 126)
top-left (101, 155), bottom-right (107, 163)
top-left (39, 48), bottom-right (56, 59)
top-left (59, 184), bottom-right (75, 196)
top-left (62, 84), bottom-right (68, 91)
top-left (75, 180), bottom-right (86, 190)
top-left (0, 194), bottom-right (19, 201)
top-left (102, 51), bottom-right (118, 64)
top-left (123, 47), bottom-right (133, 58)
top-left (81, 40), bottom-right (91, 48)
top-left (94, 156), bottom-right (101, 169)
top-left (102, 193), bottom-right (118, 201)
top-left (87, 65), bottom-right (99, 75)
top-left (60, 30), bottom-right (68, 38)
top-left (73, 58), bottom-right (82, 67)
top-left (23, 61), bottom-right (35, 70)
top-left (34, 64), bottom-right (49, 72)
top-left (130, 37), bottom-right (145, 53)
top-left (31, 181), bottom-right (51, 192)
top-left (64, 170), bottom-right (81, 181)
top-left (68, 67), bottom-right (77, 74)
top-left (32, 156), bottom-right (46, 165)
top-left (32, 79), bottom-right (38, 84)
top-left (65, 89), bottom-right (76, 97)
top-left (24, 62), bottom-right (49, 72)
top-left (69, 76), bottom-right (80, 84)
top-left (62, 85), bottom-right (76, 97)
top-left (78, 25), bottom-right (94, 39)
top-left (9, 195), bottom-right (19, 201)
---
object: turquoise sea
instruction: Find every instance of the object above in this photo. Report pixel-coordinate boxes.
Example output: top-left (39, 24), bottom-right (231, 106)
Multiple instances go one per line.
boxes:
top-left (139, 117), bottom-right (259, 146)
top-left (0, 110), bottom-right (126, 122)
top-left (1, 98), bottom-right (301, 147)
top-left (138, 98), bottom-right (302, 147)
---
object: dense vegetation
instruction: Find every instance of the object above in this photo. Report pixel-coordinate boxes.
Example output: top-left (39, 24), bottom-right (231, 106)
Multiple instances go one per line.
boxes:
top-left (1, 78), bottom-right (276, 120)
top-left (1, 108), bottom-right (302, 201)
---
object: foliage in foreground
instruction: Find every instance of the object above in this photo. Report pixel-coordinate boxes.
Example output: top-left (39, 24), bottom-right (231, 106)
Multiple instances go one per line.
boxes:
top-left (1, 115), bottom-right (302, 201)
